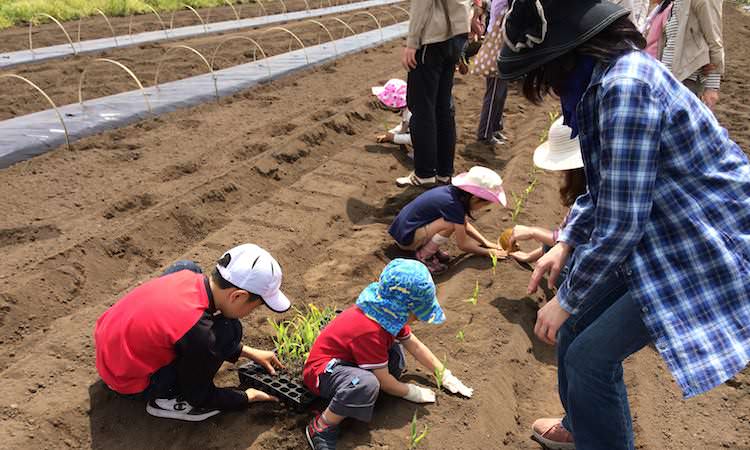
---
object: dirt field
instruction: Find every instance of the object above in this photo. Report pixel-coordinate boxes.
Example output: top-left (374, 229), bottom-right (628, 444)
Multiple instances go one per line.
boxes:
top-left (0, 2), bottom-right (748, 450)
top-left (0, 1), bottom-right (407, 121)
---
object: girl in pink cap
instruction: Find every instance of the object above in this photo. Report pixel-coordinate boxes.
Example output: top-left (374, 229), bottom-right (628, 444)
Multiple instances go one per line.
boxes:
top-left (388, 166), bottom-right (507, 273)
top-left (372, 79), bottom-right (412, 152)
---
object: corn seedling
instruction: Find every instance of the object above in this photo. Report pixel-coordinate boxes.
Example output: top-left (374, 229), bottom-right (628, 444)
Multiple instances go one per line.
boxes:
top-left (456, 330), bottom-right (465, 341)
top-left (433, 357), bottom-right (447, 391)
top-left (268, 304), bottom-right (335, 375)
top-left (464, 280), bottom-right (480, 305)
top-left (539, 109), bottom-right (561, 144)
top-left (409, 410), bottom-right (429, 449)
top-left (489, 251), bottom-right (497, 275)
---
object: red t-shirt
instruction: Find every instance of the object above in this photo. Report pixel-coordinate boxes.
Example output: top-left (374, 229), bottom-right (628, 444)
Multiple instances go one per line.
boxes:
top-left (94, 271), bottom-right (209, 394)
top-left (303, 305), bottom-right (411, 395)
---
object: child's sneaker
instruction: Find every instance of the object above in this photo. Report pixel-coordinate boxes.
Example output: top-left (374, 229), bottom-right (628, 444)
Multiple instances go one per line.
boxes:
top-left (146, 397), bottom-right (220, 422)
top-left (531, 418), bottom-right (575, 449)
top-left (306, 415), bottom-right (339, 450)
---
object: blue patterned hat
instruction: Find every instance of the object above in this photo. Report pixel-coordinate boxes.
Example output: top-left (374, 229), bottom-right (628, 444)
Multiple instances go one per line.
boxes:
top-left (356, 259), bottom-right (446, 336)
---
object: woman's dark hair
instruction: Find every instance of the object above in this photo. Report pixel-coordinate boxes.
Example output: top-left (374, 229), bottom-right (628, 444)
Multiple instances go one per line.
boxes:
top-left (559, 168), bottom-right (587, 207)
top-left (522, 16), bottom-right (647, 104)
top-left (453, 187), bottom-right (477, 220)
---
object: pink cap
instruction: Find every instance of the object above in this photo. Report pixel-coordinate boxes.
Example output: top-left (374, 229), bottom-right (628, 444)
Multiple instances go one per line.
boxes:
top-left (452, 166), bottom-right (507, 206)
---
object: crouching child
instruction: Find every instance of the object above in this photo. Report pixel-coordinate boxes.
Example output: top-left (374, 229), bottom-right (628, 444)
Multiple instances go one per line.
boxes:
top-left (94, 244), bottom-right (291, 421)
top-left (302, 258), bottom-right (473, 449)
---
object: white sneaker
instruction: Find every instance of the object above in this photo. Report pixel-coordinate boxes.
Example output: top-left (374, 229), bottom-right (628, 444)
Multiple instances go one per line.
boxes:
top-left (396, 172), bottom-right (436, 187)
top-left (146, 397), bottom-right (220, 422)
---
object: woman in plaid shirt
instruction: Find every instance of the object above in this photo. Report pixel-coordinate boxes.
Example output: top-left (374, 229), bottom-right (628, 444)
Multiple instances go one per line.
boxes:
top-left (498, 1), bottom-right (750, 449)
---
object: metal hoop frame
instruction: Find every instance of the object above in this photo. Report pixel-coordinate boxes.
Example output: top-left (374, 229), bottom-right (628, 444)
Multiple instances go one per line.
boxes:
top-left (154, 45), bottom-right (218, 100)
top-left (0, 74), bottom-right (71, 151)
top-left (28, 13), bottom-right (77, 55)
top-left (210, 36), bottom-right (271, 76)
top-left (78, 58), bottom-right (152, 114)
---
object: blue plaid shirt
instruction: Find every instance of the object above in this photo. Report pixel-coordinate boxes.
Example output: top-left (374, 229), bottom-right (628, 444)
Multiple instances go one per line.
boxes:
top-left (557, 50), bottom-right (750, 398)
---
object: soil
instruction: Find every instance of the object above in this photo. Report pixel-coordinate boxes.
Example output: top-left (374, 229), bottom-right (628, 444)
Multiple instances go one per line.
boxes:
top-left (0, 1), bottom-right (408, 121)
top-left (0, 0), bottom-right (360, 53)
top-left (0, 2), bottom-right (748, 450)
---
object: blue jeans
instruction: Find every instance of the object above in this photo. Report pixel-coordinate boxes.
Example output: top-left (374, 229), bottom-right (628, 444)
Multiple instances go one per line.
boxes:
top-left (556, 266), bottom-right (652, 450)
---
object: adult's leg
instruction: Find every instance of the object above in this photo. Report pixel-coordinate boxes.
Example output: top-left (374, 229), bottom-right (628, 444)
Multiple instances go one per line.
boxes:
top-left (476, 76), bottom-right (506, 140)
top-left (564, 292), bottom-right (652, 450)
top-left (556, 268), bottom-right (628, 433)
top-left (435, 42), bottom-right (458, 178)
top-left (407, 44), bottom-right (443, 179)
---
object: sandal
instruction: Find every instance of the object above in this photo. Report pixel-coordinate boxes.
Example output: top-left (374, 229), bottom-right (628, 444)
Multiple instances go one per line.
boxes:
top-left (434, 249), bottom-right (451, 263)
top-left (416, 253), bottom-right (448, 274)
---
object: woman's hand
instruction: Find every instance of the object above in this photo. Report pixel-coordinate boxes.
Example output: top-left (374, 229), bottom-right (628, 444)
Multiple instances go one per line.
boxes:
top-left (701, 89), bottom-right (719, 110)
top-left (402, 47), bottom-right (417, 71)
top-left (534, 296), bottom-right (570, 345)
top-left (528, 242), bottom-right (572, 294)
top-left (243, 346), bottom-right (284, 375)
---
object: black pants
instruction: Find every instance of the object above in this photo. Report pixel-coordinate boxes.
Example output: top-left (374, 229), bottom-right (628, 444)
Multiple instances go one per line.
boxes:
top-left (407, 35), bottom-right (466, 179)
top-left (476, 76), bottom-right (508, 140)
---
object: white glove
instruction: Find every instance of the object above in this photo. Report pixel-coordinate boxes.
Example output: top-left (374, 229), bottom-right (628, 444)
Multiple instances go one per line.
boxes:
top-left (402, 383), bottom-right (436, 403)
top-left (442, 369), bottom-right (473, 398)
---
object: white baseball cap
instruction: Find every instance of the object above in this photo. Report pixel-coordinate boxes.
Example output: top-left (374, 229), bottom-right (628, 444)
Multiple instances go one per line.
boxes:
top-left (216, 244), bottom-right (291, 313)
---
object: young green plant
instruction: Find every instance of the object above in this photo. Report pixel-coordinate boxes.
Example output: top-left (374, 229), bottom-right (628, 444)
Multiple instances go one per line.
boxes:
top-left (433, 354), bottom-right (448, 391)
top-left (409, 410), bottom-right (429, 449)
top-left (464, 280), bottom-right (480, 305)
top-left (455, 330), bottom-right (465, 341)
top-left (268, 304), bottom-right (336, 378)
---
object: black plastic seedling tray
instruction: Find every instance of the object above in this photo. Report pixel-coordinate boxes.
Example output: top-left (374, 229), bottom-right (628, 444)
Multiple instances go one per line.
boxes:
top-left (238, 361), bottom-right (317, 411)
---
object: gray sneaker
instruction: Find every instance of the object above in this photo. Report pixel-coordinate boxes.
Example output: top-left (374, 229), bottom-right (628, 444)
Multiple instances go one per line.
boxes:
top-left (146, 397), bottom-right (220, 422)
top-left (306, 415), bottom-right (339, 450)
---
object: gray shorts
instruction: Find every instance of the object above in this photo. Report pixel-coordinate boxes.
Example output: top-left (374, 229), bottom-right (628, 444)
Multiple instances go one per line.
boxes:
top-left (318, 344), bottom-right (405, 422)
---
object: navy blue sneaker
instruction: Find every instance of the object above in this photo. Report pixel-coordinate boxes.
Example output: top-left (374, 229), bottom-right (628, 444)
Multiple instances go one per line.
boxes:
top-left (305, 415), bottom-right (339, 450)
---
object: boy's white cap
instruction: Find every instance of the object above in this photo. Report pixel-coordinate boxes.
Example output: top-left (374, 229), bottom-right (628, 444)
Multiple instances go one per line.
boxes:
top-left (533, 117), bottom-right (584, 171)
top-left (217, 244), bottom-right (290, 313)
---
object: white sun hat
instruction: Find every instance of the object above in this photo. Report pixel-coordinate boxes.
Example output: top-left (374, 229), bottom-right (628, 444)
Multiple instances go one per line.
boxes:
top-left (217, 244), bottom-right (291, 313)
top-left (533, 117), bottom-right (584, 171)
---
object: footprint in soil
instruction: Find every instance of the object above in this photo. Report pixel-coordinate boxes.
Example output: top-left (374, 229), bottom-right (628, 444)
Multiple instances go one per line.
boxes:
top-left (270, 123), bottom-right (297, 137)
top-left (160, 161), bottom-right (199, 181)
top-left (103, 194), bottom-right (156, 220)
top-left (0, 225), bottom-right (61, 248)
top-left (333, 96), bottom-right (354, 106)
top-left (311, 110), bottom-right (335, 121)
top-left (234, 143), bottom-right (269, 161)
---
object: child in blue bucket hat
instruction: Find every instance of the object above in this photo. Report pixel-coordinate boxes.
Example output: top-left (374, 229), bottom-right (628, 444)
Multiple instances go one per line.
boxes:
top-left (302, 259), bottom-right (472, 450)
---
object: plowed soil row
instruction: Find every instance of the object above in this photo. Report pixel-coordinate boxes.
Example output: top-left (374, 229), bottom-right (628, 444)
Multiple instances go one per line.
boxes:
top-left (0, 0), bottom-right (361, 53)
top-left (0, 2), bottom-right (747, 450)
top-left (0, 2), bottom-right (407, 121)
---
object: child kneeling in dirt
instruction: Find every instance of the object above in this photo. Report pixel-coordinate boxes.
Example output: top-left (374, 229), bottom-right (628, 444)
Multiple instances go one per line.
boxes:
top-left (302, 259), bottom-right (472, 450)
top-left (389, 166), bottom-right (507, 274)
top-left (372, 79), bottom-right (413, 157)
top-left (94, 244), bottom-right (290, 422)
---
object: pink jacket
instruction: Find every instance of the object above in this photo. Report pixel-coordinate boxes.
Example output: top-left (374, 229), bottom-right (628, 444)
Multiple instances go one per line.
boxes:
top-left (645, 3), bottom-right (672, 58)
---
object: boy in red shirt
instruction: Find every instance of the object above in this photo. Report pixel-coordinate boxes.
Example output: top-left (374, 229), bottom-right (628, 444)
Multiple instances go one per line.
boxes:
top-left (303, 258), bottom-right (473, 449)
top-left (95, 244), bottom-right (290, 421)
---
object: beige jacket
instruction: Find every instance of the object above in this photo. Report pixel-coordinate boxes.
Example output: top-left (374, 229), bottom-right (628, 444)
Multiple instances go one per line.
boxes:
top-left (658, 0), bottom-right (724, 82)
top-left (406, 0), bottom-right (472, 49)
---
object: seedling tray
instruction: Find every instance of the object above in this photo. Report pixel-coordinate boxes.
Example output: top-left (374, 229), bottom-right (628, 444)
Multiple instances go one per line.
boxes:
top-left (238, 361), bottom-right (317, 411)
